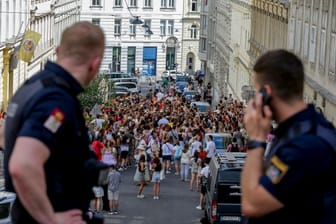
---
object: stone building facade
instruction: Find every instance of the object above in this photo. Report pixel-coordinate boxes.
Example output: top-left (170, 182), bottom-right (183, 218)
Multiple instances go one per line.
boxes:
top-left (289, 0), bottom-right (336, 123)
top-left (0, 0), bottom-right (80, 110)
top-left (80, 0), bottom-right (184, 78)
top-left (181, 0), bottom-right (201, 75)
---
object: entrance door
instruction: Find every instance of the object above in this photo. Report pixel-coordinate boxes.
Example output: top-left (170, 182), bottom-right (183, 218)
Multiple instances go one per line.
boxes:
top-left (166, 47), bottom-right (175, 70)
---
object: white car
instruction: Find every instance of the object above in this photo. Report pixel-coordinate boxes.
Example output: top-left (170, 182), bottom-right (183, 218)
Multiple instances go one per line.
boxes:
top-left (114, 82), bottom-right (140, 93)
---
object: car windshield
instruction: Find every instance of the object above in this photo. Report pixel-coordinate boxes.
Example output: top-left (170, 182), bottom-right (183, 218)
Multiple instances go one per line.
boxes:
top-left (115, 83), bottom-right (137, 88)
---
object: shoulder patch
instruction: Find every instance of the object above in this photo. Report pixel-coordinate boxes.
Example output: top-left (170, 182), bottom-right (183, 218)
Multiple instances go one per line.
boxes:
top-left (265, 155), bottom-right (289, 184)
top-left (43, 108), bottom-right (65, 133)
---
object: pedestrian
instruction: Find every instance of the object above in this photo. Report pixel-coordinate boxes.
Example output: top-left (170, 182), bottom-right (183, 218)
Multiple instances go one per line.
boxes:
top-left (226, 137), bottom-right (240, 152)
top-left (3, 22), bottom-right (106, 224)
top-left (190, 151), bottom-right (201, 191)
top-left (196, 161), bottom-right (209, 210)
top-left (180, 145), bottom-right (191, 181)
top-left (107, 165), bottom-right (121, 215)
top-left (241, 49), bottom-right (336, 224)
top-left (204, 135), bottom-right (216, 164)
top-left (151, 156), bottom-right (162, 200)
top-left (173, 141), bottom-right (182, 175)
top-left (136, 154), bottom-right (147, 199)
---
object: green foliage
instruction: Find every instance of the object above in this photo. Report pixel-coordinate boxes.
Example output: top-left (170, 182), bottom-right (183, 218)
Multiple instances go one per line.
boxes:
top-left (79, 75), bottom-right (113, 111)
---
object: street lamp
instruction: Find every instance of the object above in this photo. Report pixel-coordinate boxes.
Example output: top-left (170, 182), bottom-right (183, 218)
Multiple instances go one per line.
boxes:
top-left (123, 0), bottom-right (144, 24)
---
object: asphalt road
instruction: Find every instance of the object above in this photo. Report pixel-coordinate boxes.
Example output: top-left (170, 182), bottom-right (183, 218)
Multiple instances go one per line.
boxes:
top-left (103, 167), bottom-right (204, 224)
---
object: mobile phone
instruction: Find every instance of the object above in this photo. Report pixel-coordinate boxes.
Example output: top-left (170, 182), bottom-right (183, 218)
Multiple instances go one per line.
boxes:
top-left (259, 87), bottom-right (271, 107)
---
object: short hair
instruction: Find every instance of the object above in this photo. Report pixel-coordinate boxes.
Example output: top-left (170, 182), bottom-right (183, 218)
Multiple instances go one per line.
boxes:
top-left (253, 49), bottom-right (304, 101)
top-left (58, 21), bottom-right (105, 65)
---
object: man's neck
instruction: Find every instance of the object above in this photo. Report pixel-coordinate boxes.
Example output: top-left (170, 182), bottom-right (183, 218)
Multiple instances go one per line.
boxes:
top-left (274, 100), bottom-right (307, 123)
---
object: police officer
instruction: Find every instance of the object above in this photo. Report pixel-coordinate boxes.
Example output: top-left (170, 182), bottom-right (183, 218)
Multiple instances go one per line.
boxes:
top-left (241, 50), bottom-right (336, 223)
top-left (4, 22), bottom-right (105, 224)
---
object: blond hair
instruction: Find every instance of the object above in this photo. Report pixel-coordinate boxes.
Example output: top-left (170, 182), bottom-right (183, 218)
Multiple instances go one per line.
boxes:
top-left (58, 21), bottom-right (105, 65)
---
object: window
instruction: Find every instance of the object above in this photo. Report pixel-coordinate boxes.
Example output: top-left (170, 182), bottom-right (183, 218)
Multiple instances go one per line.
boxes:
top-left (320, 30), bottom-right (326, 67)
top-left (168, 0), bottom-right (175, 8)
top-left (130, 0), bottom-right (137, 7)
top-left (127, 47), bottom-right (136, 75)
top-left (129, 19), bottom-right (136, 35)
top-left (168, 20), bottom-right (174, 35)
top-left (190, 24), bottom-right (197, 39)
top-left (144, 0), bottom-right (152, 7)
top-left (329, 34), bottom-right (336, 74)
top-left (303, 23), bottom-right (309, 57)
top-left (112, 47), bottom-right (121, 72)
top-left (114, 0), bottom-right (122, 7)
top-left (114, 19), bottom-right (121, 35)
top-left (295, 19), bottom-right (302, 52)
top-left (160, 20), bottom-right (166, 36)
top-left (320, 11), bottom-right (328, 67)
top-left (191, 0), bottom-right (197, 12)
top-left (92, 0), bottom-right (101, 6)
top-left (92, 18), bottom-right (100, 26)
top-left (201, 38), bottom-right (207, 51)
top-left (289, 18), bottom-right (295, 50)
top-left (309, 26), bottom-right (317, 63)
top-left (161, 0), bottom-right (175, 8)
top-left (144, 19), bottom-right (151, 34)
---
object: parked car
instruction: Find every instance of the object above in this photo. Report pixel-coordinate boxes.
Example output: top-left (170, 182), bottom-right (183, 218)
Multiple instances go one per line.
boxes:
top-left (182, 90), bottom-right (197, 102)
top-left (190, 101), bottom-right (211, 113)
top-left (204, 152), bottom-right (246, 224)
top-left (114, 82), bottom-right (140, 93)
top-left (105, 72), bottom-right (132, 79)
top-left (169, 71), bottom-right (183, 80)
top-left (175, 81), bottom-right (189, 93)
top-left (111, 77), bottom-right (139, 84)
top-left (110, 86), bottom-right (130, 97)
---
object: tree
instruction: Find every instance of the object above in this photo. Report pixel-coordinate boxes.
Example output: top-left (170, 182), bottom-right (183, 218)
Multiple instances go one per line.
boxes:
top-left (79, 75), bottom-right (111, 112)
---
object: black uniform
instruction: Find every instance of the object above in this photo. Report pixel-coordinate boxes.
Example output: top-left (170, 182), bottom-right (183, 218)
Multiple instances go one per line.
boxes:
top-left (4, 61), bottom-right (99, 223)
top-left (249, 105), bottom-right (336, 224)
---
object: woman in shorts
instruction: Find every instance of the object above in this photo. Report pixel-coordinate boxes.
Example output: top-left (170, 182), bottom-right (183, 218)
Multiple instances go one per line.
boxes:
top-left (151, 156), bottom-right (162, 200)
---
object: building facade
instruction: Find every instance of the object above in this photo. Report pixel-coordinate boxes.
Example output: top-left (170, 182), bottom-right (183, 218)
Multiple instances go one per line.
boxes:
top-left (0, 0), bottom-right (80, 110)
top-left (289, 0), bottom-right (336, 124)
top-left (81, 0), bottom-right (184, 78)
top-left (205, 0), bottom-right (232, 104)
top-left (229, 0), bottom-right (252, 102)
top-left (198, 0), bottom-right (208, 77)
top-left (181, 0), bottom-right (201, 75)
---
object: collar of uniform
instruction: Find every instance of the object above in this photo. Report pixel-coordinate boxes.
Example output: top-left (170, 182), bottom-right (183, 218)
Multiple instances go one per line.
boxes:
top-left (273, 104), bottom-right (316, 137)
top-left (44, 61), bottom-right (84, 95)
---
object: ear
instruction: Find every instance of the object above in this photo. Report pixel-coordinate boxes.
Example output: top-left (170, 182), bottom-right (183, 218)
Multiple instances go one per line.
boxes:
top-left (55, 47), bottom-right (60, 56)
top-left (264, 84), bottom-right (272, 97)
top-left (89, 56), bottom-right (102, 73)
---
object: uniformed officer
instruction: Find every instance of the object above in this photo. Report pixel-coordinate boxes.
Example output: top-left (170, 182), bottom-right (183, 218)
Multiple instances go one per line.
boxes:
top-left (4, 22), bottom-right (105, 224)
top-left (241, 49), bottom-right (336, 224)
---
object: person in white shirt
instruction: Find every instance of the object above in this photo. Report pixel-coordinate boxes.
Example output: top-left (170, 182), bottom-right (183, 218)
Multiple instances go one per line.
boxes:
top-left (189, 135), bottom-right (202, 156)
top-left (161, 138), bottom-right (174, 174)
top-left (205, 135), bottom-right (216, 164)
top-left (90, 114), bottom-right (105, 129)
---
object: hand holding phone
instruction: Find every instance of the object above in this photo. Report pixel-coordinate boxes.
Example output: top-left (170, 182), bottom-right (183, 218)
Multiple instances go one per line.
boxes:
top-left (259, 87), bottom-right (271, 117)
top-left (259, 87), bottom-right (271, 107)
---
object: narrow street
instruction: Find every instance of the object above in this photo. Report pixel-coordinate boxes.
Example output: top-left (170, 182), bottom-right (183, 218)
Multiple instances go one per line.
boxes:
top-left (103, 167), bottom-right (204, 224)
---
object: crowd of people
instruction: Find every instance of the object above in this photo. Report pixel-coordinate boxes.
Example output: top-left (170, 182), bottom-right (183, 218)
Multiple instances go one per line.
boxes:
top-left (86, 83), bottom-right (247, 214)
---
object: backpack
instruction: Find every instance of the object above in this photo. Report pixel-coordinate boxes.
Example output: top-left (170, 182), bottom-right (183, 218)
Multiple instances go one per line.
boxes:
top-left (231, 143), bottom-right (239, 152)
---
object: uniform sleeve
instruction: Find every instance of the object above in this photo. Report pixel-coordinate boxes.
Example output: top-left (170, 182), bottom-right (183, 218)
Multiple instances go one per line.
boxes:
top-left (18, 91), bottom-right (77, 151)
top-left (259, 137), bottom-right (332, 205)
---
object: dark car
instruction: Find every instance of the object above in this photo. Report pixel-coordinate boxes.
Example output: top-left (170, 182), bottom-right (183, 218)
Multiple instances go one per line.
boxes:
top-left (204, 152), bottom-right (247, 224)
